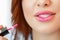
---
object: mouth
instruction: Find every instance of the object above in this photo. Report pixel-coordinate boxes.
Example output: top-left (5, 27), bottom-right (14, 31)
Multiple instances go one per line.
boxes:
top-left (34, 11), bottom-right (56, 22)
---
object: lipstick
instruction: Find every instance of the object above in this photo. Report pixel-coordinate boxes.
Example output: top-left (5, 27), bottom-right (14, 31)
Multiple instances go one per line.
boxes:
top-left (7, 24), bottom-right (18, 30)
top-left (0, 24), bottom-right (18, 36)
top-left (35, 11), bottom-right (56, 22)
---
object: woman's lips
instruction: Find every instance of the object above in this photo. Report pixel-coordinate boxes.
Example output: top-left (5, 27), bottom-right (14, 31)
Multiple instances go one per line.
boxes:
top-left (35, 11), bottom-right (56, 22)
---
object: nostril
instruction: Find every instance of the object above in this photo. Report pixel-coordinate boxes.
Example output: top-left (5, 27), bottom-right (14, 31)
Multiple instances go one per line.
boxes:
top-left (37, 4), bottom-right (40, 7)
top-left (45, 4), bottom-right (48, 6)
top-left (37, 0), bottom-right (51, 7)
top-left (37, 3), bottom-right (49, 7)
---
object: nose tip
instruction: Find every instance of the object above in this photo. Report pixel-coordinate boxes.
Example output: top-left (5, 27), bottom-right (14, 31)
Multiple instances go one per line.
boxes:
top-left (37, 0), bottom-right (51, 7)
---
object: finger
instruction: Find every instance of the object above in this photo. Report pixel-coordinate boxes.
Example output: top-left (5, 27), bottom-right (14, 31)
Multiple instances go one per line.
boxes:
top-left (0, 36), bottom-right (8, 40)
top-left (0, 25), bottom-right (3, 30)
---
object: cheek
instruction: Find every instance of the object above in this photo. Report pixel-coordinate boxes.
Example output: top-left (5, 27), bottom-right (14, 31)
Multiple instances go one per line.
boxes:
top-left (22, 0), bottom-right (36, 16)
top-left (52, 0), bottom-right (60, 12)
top-left (22, 2), bottom-right (35, 22)
top-left (22, 0), bottom-right (60, 34)
top-left (22, 2), bottom-right (32, 15)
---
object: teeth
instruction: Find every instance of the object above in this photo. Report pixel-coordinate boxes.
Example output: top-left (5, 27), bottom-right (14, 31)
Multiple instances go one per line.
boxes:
top-left (39, 14), bottom-right (50, 18)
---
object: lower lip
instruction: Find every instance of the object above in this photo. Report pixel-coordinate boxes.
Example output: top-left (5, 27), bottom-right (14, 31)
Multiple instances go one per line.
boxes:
top-left (35, 15), bottom-right (55, 22)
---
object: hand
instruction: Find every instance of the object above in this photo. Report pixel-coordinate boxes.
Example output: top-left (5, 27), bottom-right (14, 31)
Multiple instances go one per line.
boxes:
top-left (0, 25), bottom-right (8, 40)
top-left (0, 36), bottom-right (8, 40)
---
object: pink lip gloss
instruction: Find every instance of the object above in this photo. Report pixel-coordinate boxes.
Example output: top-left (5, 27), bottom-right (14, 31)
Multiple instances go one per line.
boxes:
top-left (35, 11), bottom-right (56, 22)
top-left (0, 24), bottom-right (18, 36)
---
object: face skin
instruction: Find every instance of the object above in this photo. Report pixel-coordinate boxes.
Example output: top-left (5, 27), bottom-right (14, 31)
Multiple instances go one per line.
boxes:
top-left (22, 0), bottom-right (60, 34)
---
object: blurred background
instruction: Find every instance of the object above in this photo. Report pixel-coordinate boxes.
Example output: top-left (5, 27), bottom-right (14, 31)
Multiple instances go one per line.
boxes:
top-left (0, 0), bottom-right (14, 40)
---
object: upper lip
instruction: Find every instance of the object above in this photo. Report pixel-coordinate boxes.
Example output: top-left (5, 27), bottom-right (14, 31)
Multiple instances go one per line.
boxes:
top-left (35, 11), bottom-right (56, 16)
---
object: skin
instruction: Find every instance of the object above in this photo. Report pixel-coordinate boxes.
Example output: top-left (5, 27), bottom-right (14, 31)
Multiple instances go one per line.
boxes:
top-left (22, 0), bottom-right (60, 40)
top-left (0, 0), bottom-right (60, 40)
top-left (0, 25), bottom-right (8, 40)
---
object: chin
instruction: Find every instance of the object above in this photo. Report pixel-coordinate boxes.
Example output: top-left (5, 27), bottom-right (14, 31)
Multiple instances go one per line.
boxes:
top-left (34, 25), bottom-right (59, 35)
top-left (39, 29), bottom-right (58, 35)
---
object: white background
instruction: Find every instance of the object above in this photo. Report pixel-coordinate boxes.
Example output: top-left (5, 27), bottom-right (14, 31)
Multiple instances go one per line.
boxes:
top-left (0, 0), bottom-right (13, 40)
